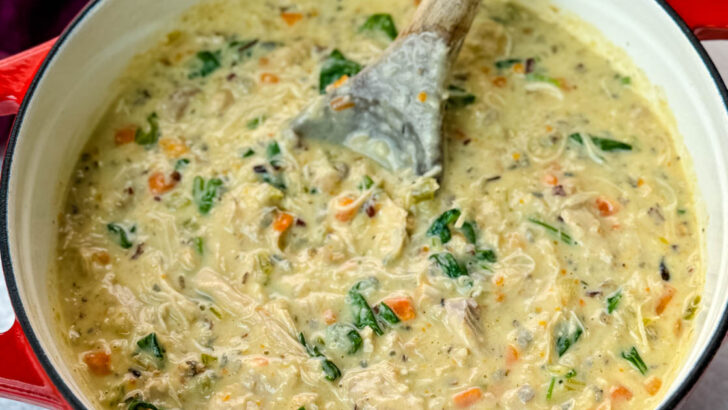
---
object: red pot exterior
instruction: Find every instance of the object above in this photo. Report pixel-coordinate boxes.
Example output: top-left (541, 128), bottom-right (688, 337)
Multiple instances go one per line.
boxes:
top-left (0, 1), bottom-right (725, 409)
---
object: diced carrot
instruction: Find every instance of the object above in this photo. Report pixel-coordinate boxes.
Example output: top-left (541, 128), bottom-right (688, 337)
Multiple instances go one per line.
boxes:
top-left (323, 309), bottom-right (337, 324)
top-left (148, 172), bottom-right (177, 195)
top-left (492, 76), bottom-right (507, 87)
top-left (543, 174), bottom-right (558, 186)
top-left (418, 91), bottom-right (428, 102)
top-left (114, 126), bottom-right (136, 145)
top-left (330, 96), bottom-right (356, 111)
top-left (656, 284), bottom-right (676, 315)
top-left (92, 251), bottom-right (111, 265)
top-left (331, 75), bottom-right (350, 89)
top-left (513, 63), bottom-right (525, 74)
top-left (505, 344), bottom-right (519, 367)
top-left (414, 0), bottom-right (422, 5)
top-left (83, 350), bottom-right (111, 375)
top-left (644, 376), bottom-right (662, 396)
top-left (609, 385), bottom-right (633, 402)
top-left (260, 73), bottom-right (279, 84)
top-left (596, 196), bottom-right (619, 216)
top-left (453, 387), bottom-right (483, 408)
top-left (281, 12), bottom-right (303, 26)
top-left (335, 196), bottom-right (357, 222)
top-left (159, 138), bottom-right (189, 158)
top-left (222, 394), bottom-right (231, 402)
top-left (383, 297), bottom-right (416, 321)
top-left (272, 212), bottom-right (294, 233)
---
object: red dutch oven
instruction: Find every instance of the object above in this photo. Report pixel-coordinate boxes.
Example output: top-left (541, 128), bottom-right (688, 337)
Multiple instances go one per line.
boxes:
top-left (1, 0), bottom-right (728, 408)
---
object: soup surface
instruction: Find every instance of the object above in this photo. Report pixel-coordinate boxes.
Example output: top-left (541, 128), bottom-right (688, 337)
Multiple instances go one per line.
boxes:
top-left (52, 0), bottom-right (704, 408)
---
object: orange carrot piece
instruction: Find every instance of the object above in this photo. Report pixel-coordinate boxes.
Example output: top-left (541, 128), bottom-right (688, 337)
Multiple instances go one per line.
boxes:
top-left (114, 126), bottom-right (136, 145)
top-left (281, 12), bottom-right (303, 26)
top-left (543, 174), bottom-right (558, 186)
top-left (83, 351), bottom-right (111, 375)
top-left (323, 309), bottom-right (337, 324)
top-left (596, 196), bottom-right (619, 216)
top-left (644, 376), bottom-right (662, 396)
top-left (453, 387), bottom-right (483, 408)
top-left (505, 344), bottom-right (519, 367)
top-left (383, 297), bottom-right (416, 321)
top-left (418, 91), bottom-right (428, 102)
top-left (330, 96), bottom-right (356, 112)
top-left (332, 75), bottom-right (350, 89)
top-left (159, 138), bottom-right (189, 158)
top-left (335, 196), bottom-right (357, 222)
top-left (513, 63), bottom-right (525, 74)
top-left (260, 73), bottom-right (280, 84)
top-left (492, 76), bottom-right (507, 88)
top-left (610, 385), bottom-right (633, 402)
top-left (273, 212), bottom-right (294, 233)
top-left (148, 172), bottom-right (177, 195)
top-left (656, 284), bottom-right (676, 315)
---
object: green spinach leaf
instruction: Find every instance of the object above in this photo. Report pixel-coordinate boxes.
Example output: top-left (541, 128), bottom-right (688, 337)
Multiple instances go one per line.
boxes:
top-left (319, 50), bottom-right (362, 94)
top-left (135, 113), bottom-right (160, 146)
top-left (360, 14), bottom-right (398, 40)
top-left (430, 252), bottom-right (468, 278)
top-left (192, 176), bottom-right (224, 214)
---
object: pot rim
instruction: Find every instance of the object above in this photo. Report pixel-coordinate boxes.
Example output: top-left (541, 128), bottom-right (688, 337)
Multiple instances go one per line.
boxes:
top-left (2, 1), bottom-right (728, 409)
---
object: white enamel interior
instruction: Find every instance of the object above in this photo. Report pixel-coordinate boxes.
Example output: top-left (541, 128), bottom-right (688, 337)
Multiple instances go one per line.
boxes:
top-left (3, 0), bottom-right (728, 408)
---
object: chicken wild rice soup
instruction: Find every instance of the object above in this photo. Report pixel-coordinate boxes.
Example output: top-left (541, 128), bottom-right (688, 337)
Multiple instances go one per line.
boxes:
top-left (52, 0), bottom-right (705, 408)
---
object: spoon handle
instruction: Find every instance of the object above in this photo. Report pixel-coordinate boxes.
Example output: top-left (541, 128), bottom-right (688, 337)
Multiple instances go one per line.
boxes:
top-left (400, 0), bottom-right (481, 53)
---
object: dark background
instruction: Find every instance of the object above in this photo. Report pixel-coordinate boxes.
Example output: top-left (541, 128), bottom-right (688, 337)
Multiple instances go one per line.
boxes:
top-left (0, 0), bottom-right (87, 143)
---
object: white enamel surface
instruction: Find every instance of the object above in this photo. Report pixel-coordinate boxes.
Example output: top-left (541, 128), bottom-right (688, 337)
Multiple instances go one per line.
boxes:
top-left (5, 0), bottom-right (198, 407)
top-left (3, 0), bottom-right (728, 408)
top-left (545, 1), bottom-right (728, 406)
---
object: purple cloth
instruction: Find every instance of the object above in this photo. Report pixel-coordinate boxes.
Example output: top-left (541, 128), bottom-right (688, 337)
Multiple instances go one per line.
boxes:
top-left (1, 0), bottom-right (88, 143)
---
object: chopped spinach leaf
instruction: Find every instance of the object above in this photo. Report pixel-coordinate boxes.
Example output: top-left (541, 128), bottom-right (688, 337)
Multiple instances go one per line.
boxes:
top-left (242, 148), bottom-right (255, 158)
top-left (298, 332), bottom-right (341, 381)
top-left (460, 221), bottom-right (477, 244)
top-left (475, 249), bottom-right (497, 263)
top-left (347, 287), bottom-right (383, 335)
top-left (495, 58), bottom-right (522, 69)
top-left (326, 323), bottom-right (363, 354)
top-left (359, 175), bottom-right (374, 190)
top-left (360, 14), bottom-right (398, 40)
top-left (266, 141), bottom-right (281, 159)
top-left (430, 252), bottom-right (468, 278)
top-left (555, 316), bottom-right (584, 357)
top-left (189, 50), bottom-right (221, 78)
top-left (135, 113), bottom-right (160, 146)
top-left (568, 133), bottom-right (632, 152)
top-left (192, 176), bottom-right (224, 214)
top-left (137, 333), bottom-right (164, 360)
top-left (528, 218), bottom-right (575, 245)
top-left (321, 359), bottom-right (341, 381)
top-left (606, 289), bottom-right (622, 314)
top-left (426, 209), bottom-right (461, 243)
top-left (446, 85), bottom-right (476, 108)
top-left (261, 173), bottom-right (286, 190)
top-left (620, 76), bottom-right (632, 85)
top-left (247, 116), bottom-right (265, 130)
top-left (621, 346), bottom-right (648, 375)
top-left (564, 369), bottom-right (577, 379)
top-left (319, 50), bottom-right (362, 94)
top-left (107, 223), bottom-right (134, 249)
top-left (174, 158), bottom-right (190, 171)
top-left (377, 302), bottom-right (400, 325)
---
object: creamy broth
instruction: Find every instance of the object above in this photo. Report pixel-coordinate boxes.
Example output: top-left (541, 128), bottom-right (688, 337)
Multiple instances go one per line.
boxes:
top-left (52, 1), bottom-right (704, 409)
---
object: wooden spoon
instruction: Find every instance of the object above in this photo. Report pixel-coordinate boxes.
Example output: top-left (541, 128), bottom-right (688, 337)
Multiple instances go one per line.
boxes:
top-left (291, 0), bottom-right (480, 177)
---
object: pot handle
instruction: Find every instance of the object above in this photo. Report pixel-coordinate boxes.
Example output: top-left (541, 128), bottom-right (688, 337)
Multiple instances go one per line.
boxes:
top-left (666, 0), bottom-right (728, 40)
top-left (0, 38), bottom-right (56, 116)
top-left (0, 320), bottom-right (69, 408)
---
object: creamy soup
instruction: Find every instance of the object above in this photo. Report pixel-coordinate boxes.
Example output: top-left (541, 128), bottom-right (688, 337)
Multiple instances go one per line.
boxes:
top-left (52, 0), bottom-right (704, 409)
